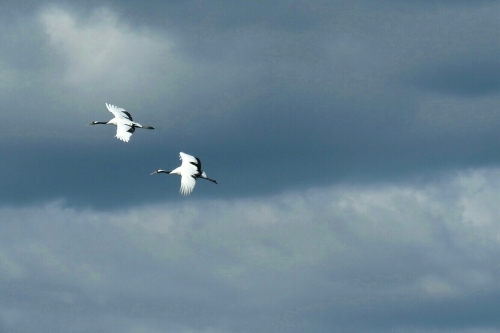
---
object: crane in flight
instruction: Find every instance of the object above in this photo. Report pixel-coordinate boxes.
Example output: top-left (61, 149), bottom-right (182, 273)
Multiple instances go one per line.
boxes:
top-left (150, 152), bottom-right (217, 196)
top-left (88, 103), bottom-right (154, 142)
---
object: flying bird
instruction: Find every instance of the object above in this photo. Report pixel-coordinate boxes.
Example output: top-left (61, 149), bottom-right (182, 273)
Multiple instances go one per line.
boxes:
top-left (150, 152), bottom-right (217, 196)
top-left (88, 103), bottom-right (154, 142)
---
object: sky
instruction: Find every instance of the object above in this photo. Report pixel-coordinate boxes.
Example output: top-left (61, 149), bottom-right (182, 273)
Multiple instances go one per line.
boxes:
top-left (1, 0), bottom-right (500, 332)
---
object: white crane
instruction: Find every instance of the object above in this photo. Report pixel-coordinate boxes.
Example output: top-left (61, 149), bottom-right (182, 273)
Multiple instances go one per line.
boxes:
top-left (88, 103), bottom-right (154, 142)
top-left (150, 152), bottom-right (217, 196)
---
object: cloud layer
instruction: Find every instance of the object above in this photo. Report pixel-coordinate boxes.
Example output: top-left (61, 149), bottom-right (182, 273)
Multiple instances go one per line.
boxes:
top-left (2, 1), bottom-right (500, 332)
top-left (1, 2), bottom-right (500, 207)
top-left (3, 168), bottom-right (500, 332)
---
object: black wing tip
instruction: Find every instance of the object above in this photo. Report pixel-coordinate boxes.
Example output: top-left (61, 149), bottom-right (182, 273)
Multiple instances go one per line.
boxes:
top-left (123, 111), bottom-right (133, 121)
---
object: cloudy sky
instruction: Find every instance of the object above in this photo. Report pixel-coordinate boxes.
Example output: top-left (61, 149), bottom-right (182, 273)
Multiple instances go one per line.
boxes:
top-left (1, 0), bottom-right (500, 332)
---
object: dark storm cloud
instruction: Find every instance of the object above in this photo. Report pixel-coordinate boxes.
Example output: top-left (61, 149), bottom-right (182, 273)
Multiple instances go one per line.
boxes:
top-left (106, 0), bottom-right (331, 32)
top-left (3, 3), bottom-right (500, 333)
top-left (410, 57), bottom-right (500, 96)
top-left (1, 0), bottom-right (500, 207)
top-left (0, 96), bottom-right (418, 210)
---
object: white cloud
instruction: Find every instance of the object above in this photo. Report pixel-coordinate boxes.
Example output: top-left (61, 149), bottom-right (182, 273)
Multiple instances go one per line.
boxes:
top-left (5, 168), bottom-right (500, 277)
top-left (37, 6), bottom-right (184, 100)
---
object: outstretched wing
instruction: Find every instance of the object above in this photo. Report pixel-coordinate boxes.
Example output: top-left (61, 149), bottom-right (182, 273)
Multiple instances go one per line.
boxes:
top-left (115, 122), bottom-right (134, 142)
top-left (106, 103), bottom-right (133, 121)
top-left (179, 173), bottom-right (197, 196)
top-left (180, 152), bottom-right (202, 175)
top-left (178, 152), bottom-right (203, 195)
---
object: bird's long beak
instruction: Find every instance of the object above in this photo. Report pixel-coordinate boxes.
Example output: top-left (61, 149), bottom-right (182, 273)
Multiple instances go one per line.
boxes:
top-left (150, 171), bottom-right (158, 175)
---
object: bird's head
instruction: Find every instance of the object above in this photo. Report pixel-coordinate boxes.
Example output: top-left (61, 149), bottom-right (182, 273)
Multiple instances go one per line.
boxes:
top-left (88, 121), bottom-right (105, 126)
top-left (150, 169), bottom-right (171, 175)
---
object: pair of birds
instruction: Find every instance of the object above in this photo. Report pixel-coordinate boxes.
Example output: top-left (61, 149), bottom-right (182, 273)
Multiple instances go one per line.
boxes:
top-left (89, 103), bottom-right (217, 196)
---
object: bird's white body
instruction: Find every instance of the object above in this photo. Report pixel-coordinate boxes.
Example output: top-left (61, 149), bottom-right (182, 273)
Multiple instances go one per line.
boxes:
top-left (89, 103), bottom-right (154, 142)
top-left (151, 152), bottom-right (217, 196)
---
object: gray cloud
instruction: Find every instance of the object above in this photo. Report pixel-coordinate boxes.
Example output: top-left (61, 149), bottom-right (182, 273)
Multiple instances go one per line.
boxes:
top-left (2, 1), bottom-right (500, 207)
top-left (410, 58), bottom-right (500, 96)
top-left (2, 2), bottom-right (500, 331)
top-left (3, 169), bottom-right (500, 332)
